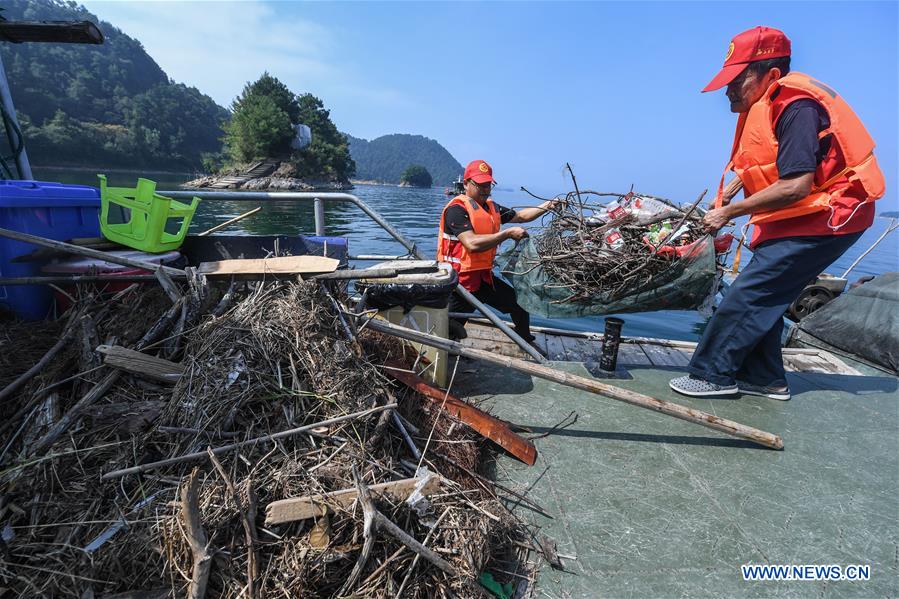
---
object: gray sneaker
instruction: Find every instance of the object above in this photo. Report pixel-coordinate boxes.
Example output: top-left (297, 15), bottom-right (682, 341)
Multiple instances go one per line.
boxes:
top-left (737, 380), bottom-right (791, 401)
top-left (669, 375), bottom-right (738, 398)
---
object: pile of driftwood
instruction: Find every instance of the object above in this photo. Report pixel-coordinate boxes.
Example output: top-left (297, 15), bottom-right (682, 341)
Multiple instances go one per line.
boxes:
top-left (518, 169), bottom-right (709, 305)
top-left (0, 273), bottom-right (531, 598)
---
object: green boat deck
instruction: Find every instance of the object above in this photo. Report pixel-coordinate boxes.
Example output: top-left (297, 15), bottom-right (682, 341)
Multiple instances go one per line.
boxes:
top-left (452, 330), bottom-right (899, 598)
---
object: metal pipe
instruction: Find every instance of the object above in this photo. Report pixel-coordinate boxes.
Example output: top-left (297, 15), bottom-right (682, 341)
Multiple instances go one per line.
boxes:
top-left (842, 216), bottom-right (898, 278)
top-left (0, 54), bottom-right (33, 179)
top-left (159, 190), bottom-right (546, 362)
top-left (349, 254), bottom-right (416, 261)
top-left (313, 197), bottom-right (326, 236)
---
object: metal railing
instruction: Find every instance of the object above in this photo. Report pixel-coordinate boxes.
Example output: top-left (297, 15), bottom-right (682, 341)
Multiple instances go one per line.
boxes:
top-left (159, 189), bottom-right (546, 362)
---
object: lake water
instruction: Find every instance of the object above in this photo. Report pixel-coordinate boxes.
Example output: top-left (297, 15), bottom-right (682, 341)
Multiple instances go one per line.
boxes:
top-left (31, 168), bottom-right (899, 341)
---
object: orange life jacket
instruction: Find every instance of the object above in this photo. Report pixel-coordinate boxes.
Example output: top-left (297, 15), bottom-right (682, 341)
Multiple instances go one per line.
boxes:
top-left (714, 72), bottom-right (885, 228)
top-left (437, 194), bottom-right (501, 272)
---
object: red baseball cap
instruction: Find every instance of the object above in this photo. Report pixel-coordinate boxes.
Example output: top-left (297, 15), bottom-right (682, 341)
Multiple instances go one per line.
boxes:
top-left (463, 159), bottom-right (496, 184)
top-left (702, 26), bottom-right (791, 92)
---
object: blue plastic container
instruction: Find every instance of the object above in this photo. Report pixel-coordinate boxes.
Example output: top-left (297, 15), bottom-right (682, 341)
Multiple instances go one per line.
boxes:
top-left (0, 180), bottom-right (101, 320)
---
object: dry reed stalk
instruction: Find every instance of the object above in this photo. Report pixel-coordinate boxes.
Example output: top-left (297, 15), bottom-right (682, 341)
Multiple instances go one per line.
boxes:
top-left (0, 280), bottom-right (532, 598)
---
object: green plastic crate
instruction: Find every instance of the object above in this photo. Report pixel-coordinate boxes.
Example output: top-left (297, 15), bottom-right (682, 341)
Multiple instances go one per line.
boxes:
top-left (98, 175), bottom-right (200, 253)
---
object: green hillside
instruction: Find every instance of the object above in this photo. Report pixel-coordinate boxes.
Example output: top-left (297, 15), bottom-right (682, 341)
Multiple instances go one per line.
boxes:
top-left (0, 0), bottom-right (228, 171)
top-left (0, 0), bottom-right (460, 182)
top-left (347, 134), bottom-right (462, 186)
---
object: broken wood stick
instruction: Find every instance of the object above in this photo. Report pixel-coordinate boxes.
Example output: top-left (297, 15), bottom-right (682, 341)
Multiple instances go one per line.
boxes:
top-left (207, 449), bottom-right (258, 599)
top-left (339, 466), bottom-right (454, 595)
top-left (95, 345), bottom-right (184, 384)
top-left (197, 206), bottom-right (262, 236)
top-left (0, 320), bottom-right (77, 403)
top-left (353, 467), bottom-right (456, 576)
top-left (265, 473), bottom-right (441, 525)
top-left (154, 266), bottom-right (182, 303)
top-left (101, 403), bottom-right (397, 480)
top-left (181, 468), bottom-right (213, 599)
top-left (385, 361), bottom-right (538, 466)
top-left (28, 298), bottom-right (185, 456)
top-left (0, 227), bottom-right (185, 276)
top-left (360, 318), bottom-right (784, 450)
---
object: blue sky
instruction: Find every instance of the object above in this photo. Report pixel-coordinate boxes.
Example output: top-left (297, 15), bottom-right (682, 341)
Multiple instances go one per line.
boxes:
top-left (81, 1), bottom-right (897, 206)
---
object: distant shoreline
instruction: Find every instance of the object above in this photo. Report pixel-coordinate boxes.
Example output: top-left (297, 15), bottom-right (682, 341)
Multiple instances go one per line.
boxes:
top-left (350, 179), bottom-right (399, 187)
top-left (35, 165), bottom-right (197, 177)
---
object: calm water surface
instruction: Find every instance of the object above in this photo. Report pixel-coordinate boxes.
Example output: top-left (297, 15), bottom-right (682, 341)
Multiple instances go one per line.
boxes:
top-left (32, 169), bottom-right (899, 341)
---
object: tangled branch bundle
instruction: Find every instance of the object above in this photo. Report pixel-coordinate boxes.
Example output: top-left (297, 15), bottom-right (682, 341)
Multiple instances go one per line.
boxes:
top-left (0, 278), bottom-right (529, 598)
top-left (520, 187), bottom-right (708, 305)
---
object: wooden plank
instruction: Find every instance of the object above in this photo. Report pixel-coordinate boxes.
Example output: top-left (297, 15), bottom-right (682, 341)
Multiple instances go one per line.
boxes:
top-left (542, 334), bottom-right (569, 361)
top-left (810, 351), bottom-right (863, 376)
top-left (465, 323), bottom-right (516, 343)
top-left (558, 335), bottom-right (585, 361)
top-left (197, 256), bottom-right (339, 279)
top-left (461, 336), bottom-right (528, 359)
top-left (265, 475), bottom-right (441, 525)
top-left (461, 322), bottom-right (863, 375)
top-left (640, 343), bottom-right (690, 368)
top-left (576, 337), bottom-right (603, 362)
top-left (385, 361), bottom-right (537, 465)
top-left (628, 336), bottom-right (698, 350)
top-left (783, 353), bottom-right (843, 374)
top-left (96, 345), bottom-right (183, 384)
top-left (618, 343), bottom-right (653, 366)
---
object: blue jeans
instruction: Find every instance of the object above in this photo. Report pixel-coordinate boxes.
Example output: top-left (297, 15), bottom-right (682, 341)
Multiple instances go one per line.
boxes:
top-left (688, 232), bottom-right (863, 387)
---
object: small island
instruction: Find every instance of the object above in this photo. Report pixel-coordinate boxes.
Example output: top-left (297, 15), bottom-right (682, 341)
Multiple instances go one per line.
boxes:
top-left (399, 164), bottom-right (433, 188)
top-left (184, 74), bottom-right (354, 191)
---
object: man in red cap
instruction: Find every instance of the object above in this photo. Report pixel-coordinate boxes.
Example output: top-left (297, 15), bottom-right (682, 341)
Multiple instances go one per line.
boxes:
top-left (438, 159), bottom-right (560, 343)
top-left (669, 26), bottom-right (885, 400)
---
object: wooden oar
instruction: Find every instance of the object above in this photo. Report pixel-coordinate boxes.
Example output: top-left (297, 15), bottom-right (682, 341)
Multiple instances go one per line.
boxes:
top-left (361, 318), bottom-right (783, 450)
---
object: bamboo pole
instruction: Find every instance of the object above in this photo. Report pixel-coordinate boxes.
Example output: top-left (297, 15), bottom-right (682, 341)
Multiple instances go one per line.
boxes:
top-left (197, 206), bottom-right (262, 236)
top-left (101, 403), bottom-right (397, 480)
top-left (361, 318), bottom-right (784, 450)
top-left (0, 274), bottom-right (163, 285)
top-left (0, 268), bottom-right (407, 287)
top-left (0, 227), bottom-right (184, 276)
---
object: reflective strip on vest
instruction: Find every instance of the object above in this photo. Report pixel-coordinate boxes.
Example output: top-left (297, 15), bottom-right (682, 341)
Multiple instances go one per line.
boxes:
top-left (436, 195), bottom-right (501, 272)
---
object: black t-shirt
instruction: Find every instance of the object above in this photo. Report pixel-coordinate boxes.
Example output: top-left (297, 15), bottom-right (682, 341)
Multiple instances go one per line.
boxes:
top-left (775, 98), bottom-right (831, 177)
top-left (443, 200), bottom-right (517, 236)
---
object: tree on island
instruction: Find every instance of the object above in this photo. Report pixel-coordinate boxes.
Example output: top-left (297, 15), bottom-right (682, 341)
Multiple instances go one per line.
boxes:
top-left (222, 73), bottom-right (355, 182)
top-left (400, 164), bottom-right (433, 187)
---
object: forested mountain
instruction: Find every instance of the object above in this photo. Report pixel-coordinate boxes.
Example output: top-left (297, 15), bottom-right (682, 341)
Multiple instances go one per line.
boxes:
top-left (347, 134), bottom-right (462, 186)
top-left (0, 0), bottom-right (459, 181)
top-left (0, 0), bottom-right (227, 170)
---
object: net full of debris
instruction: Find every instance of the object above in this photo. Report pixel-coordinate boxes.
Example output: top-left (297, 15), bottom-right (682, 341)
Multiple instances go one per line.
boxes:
top-left (0, 277), bottom-right (533, 598)
top-left (498, 168), bottom-right (732, 318)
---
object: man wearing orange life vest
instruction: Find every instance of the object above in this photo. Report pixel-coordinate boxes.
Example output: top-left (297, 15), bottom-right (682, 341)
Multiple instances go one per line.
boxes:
top-left (669, 26), bottom-right (885, 400)
top-left (438, 159), bottom-right (560, 343)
